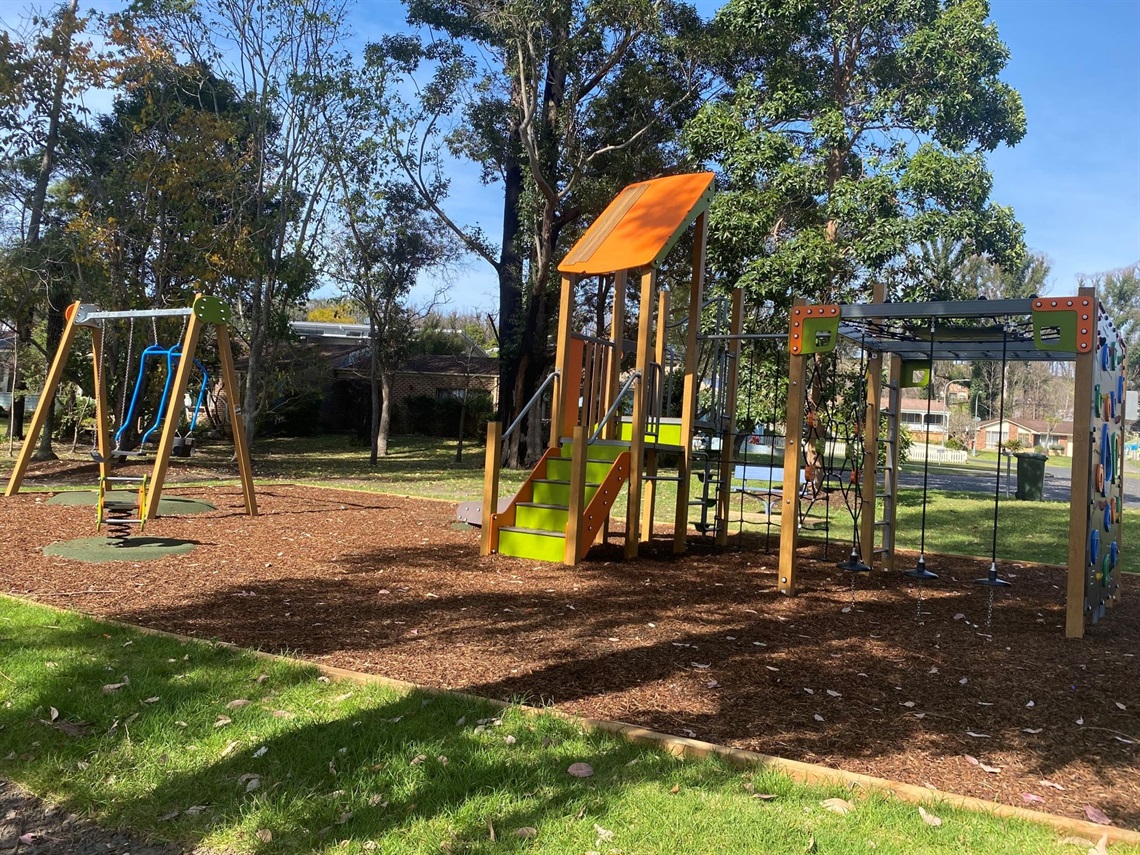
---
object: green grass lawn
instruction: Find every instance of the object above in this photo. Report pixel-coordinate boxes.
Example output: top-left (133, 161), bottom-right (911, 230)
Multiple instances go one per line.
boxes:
top-left (0, 596), bottom-right (1117, 855)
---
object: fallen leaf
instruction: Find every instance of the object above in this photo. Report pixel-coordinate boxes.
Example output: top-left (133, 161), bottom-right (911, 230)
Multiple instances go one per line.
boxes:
top-left (691, 662), bottom-right (711, 669)
top-left (159, 810), bottom-right (180, 821)
top-left (256, 829), bottom-right (272, 843)
top-left (143, 697), bottom-right (160, 704)
top-left (1077, 717), bottom-right (1085, 725)
top-left (707, 679), bottom-right (721, 688)
top-left (593, 823), bottom-right (614, 842)
top-left (826, 690), bottom-right (841, 697)
top-left (966, 731), bottom-right (990, 739)
top-left (18, 834), bottom-right (40, 845)
top-left (245, 778), bottom-right (261, 793)
top-left (1116, 702), bottom-right (1127, 710)
top-left (1083, 805), bottom-right (1112, 826)
top-left (901, 701), bottom-right (916, 708)
top-left (1021, 793), bottom-right (1045, 804)
top-left (979, 763), bottom-right (1002, 774)
top-left (1089, 833), bottom-right (1110, 855)
top-left (49, 707), bottom-right (58, 722)
top-left (226, 699), bottom-right (251, 710)
top-left (568, 761), bottom-right (595, 778)
top-left (253, 746), bottom-right (268, 758)
top-left (670, 784), bottom-right (680, 794)
top-left (959, 677), bottom-right (968, 685)
top-left (963, 755), bottom-right (979, 766)
top-left (317, 676), bottom-right (330, 683)
top-left (214, 716), bottom-right (232, 728)
top-left (1039, 779), bottom-right (1065, 791)
top-left (334, 692), bottom-right (353, 702)
top-left (753, 793), bottom-right (777, 800)
top-left (515, 827), bottom-right (537, 839)
top-left (1025, 700), bottom-right (1035, 708)
top-left (220, 741), bottom-right (240, 758)
top-left (410, 754), bottom-right (427, 766)
top-left (918, 806), bottom-right (942, 827)
top-left (504, 735), bottom-right (516, 745)
top-left (1023, 728), bottom-right (1044, 734)
top-left (102, 679), bottom-right (129, 693)
top-left (255, 674), bottom-right (269, 684)
top-left (338, 811), bottom-right (353, 824)
top-left (813, 714), bottom-right (825, 722)
top-left (820, 797), bottom-right (853, 815)
top-left (184, 804), bottom-right (209, 815)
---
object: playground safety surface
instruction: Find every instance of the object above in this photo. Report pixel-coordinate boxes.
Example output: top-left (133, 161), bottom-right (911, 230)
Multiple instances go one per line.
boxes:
top-left (3, 482), bottom-right (1138, 831)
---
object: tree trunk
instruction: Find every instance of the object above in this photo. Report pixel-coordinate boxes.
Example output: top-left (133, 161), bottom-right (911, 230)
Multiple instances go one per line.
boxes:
top-left (369, 322), bottom-right (381, 465)
top-left (498, 140), bottom-right (525, 468)
top-left (242, 278), bottom-right (266, 443)
top-left (33, 293), bottom-right (68, 459)
top-left (378, 371), bottom-right (391, 458)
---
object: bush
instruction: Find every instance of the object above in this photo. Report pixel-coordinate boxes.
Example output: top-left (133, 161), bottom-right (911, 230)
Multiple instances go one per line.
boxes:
top-left (401, 391), bottom-right (495, 439)
top-left (262, 390), bottom-right (323, 437)
top-left (945, 436), bottom-right (966, 451)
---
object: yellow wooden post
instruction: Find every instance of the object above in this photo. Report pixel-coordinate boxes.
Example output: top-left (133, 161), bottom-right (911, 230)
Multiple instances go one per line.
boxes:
top-left (481, 420), bottom-right (502, 556)
top-left (1066, 286), bottom-right (1097, 638)
top-left (216, 324), bottom-right (257, 517)
top-left (778, 299), bottom-right (807, 595)
top-left (715, 288), bottom-right (744, 547)
top-left (549, 274), bottom-right (577, 449)
top-left (5, 301), bottom-right (82, 497)
top-left (625, 268), bottom-right (657, 558)
top-left (674, 211), bottom-right (707, 553)
top-left (90, 324), bottom-right (112, 487)
top-left (641, 288), bottom-right (670, 542)
top-left (144, 311), bottom-right (203, 520)
top-left (565, 425), bottom-right (588, 565)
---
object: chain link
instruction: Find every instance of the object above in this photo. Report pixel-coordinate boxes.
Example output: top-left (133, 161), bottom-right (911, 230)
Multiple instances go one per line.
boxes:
top-left (986, 586), bottom-right (995, 628)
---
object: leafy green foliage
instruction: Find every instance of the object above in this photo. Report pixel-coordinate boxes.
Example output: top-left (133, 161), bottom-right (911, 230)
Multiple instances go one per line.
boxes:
top-left (685, 0), bottom-right (1027, 307)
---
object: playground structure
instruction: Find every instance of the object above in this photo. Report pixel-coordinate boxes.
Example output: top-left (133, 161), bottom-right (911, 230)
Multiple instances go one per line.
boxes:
top-left (4, 294), bottom-right (257, 534)
top-left (776, 292), bottom-right (1127, 638)
top-left (479, 172), bottom-right (1127, 639)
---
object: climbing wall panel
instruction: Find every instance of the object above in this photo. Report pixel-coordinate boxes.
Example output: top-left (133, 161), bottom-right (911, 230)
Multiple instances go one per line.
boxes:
top-left (1085, 308), bottom-right (1127, 623)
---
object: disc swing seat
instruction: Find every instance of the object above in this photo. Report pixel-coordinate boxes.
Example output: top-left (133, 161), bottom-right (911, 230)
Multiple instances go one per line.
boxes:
top-left (976, 324), bottom-right (1012, 627)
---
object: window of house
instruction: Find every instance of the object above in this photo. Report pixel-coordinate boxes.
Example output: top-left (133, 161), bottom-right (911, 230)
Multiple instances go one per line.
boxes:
top-left (436, 388), bottom-right (466, 403)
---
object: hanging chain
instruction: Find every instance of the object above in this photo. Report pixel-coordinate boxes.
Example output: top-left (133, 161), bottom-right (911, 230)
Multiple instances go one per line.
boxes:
top-left (916, 578), bottom-right (925, 621)
top-left (152, 316), bottom-right (159, 346)
top-left (850, 572), bottom-right (856, 611)
top-left (118, 317), bottom-right (134, 431)
top-left (986, 586), bottom-right (995, 628)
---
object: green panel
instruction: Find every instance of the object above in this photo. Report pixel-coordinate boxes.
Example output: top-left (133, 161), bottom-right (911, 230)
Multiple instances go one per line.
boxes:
top-left (1032, 308), bottom-right (1078, 352)
top-left (563, 440), bottom-right (628, 461)
top-left (497, 528), bottom-right (565, 562)
top-left (899, 359), bottom-right (932, 388)
top-left (515, 504), bottom-right (568, 532)
top-left (618, 419), bottom-right (683, 447)
top-left (193, 295), bottom-right (231, 325)
top-left (546, 458), bottom-right (614, 483)
top-left (532, 480), bottom-right (599, 505)
top-left (797, 316), bottom-right (839, 354)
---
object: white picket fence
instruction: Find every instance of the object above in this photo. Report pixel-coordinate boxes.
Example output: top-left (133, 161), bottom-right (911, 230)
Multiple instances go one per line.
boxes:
top-left (909, 443), bottom-right (968, 464)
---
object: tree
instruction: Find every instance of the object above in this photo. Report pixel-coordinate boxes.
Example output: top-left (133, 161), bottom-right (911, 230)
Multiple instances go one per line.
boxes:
top-left (386, 0), bottom-right (709, 465)
top-left (330, 182), bottom-right (453, 461)
top-left (685, 0), bottom-right (1027, 308)
top-left (1081, 263), bottom-right (1139, 391)
top-left (130, 0), bottom-right (354, 440)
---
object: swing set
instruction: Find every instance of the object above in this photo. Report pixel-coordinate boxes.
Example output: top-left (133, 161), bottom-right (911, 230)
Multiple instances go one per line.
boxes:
top-left (4, 294), bottom-right (257, 539)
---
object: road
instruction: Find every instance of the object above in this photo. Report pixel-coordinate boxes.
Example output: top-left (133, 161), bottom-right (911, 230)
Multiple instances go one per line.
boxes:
top-left (896, 461), bottom-right (1140, 508)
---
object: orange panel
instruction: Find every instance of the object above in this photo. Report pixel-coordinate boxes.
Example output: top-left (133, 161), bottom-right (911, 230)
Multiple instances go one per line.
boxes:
top-left (558, 172), bottom-right (716, 274)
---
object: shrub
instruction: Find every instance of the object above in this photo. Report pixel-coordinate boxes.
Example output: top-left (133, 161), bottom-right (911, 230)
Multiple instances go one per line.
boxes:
top-left (945, 436), bottom-right (966, 451)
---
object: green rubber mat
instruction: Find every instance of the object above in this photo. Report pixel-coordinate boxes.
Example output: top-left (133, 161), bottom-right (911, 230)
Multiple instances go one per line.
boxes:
top-left (43, 536), bottom-right (197, 563)
top-left (47, 491), bottom-right (216, 515)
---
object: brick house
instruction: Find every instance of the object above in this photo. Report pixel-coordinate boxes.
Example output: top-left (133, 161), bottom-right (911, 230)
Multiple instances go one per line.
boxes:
top-left (975, 417), bottom-right (1074, 456)
top-left (881, 395), bottom-right (950, 445)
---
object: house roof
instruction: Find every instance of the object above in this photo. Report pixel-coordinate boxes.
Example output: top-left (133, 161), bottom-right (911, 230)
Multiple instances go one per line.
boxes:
top-left (978, 417), bottom-right (1074, 436)
top-left (397, 354), bottom-right (499, 377)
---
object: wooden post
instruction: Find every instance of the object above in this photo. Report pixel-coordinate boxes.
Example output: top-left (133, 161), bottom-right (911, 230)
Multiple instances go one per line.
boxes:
top-left (217, 324), bottom-right (257, 517)
top-left (1066, 286), bottom-right (1097, 638)
top-left (641, 288), bottom-right (670, 542)
top-left (549, 274), bottom-right (577, 449)
top-left (480, 421), bottom-right (502, 556)
top-left (144, 311), bottom-right (204, 520)
top-left (674, 211), bottom-right (707, 553)
top-left (778, 299), bottom-right (807, 595)
top-left (90, 325), bottom-right (112, 487)
top-left (5, 301), bottom-right (82, 497)
top-left (565, 425), bottom-right (588, 565)
top-left (601, 271), bottom-right (627, 544)
top-left (625, 268), bottom-right (656, 559)
top-left (715, 288), bottom-right (744, 546)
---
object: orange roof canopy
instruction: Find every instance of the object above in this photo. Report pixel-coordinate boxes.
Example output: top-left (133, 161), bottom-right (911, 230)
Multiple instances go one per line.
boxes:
top-left (558, 172), bottom-right (715, 275)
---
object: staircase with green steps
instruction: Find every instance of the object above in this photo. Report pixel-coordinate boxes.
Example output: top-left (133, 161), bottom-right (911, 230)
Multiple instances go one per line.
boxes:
top-left (494, 439), bottom-right (631, 562)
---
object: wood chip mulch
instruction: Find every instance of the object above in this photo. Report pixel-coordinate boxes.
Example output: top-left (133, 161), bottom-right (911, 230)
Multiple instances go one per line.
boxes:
top-left (2, 481), bottom-right (1138, 831)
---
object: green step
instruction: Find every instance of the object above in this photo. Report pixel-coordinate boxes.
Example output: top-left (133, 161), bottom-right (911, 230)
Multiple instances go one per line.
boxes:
top-left (532, 479), bottom-right (599, 506)
top-left (515, 502), bottom-right (568, 532)
top-left (545, 457), bottom-right (616, 483)
top-left (497, 527), bottom-right (565, 562)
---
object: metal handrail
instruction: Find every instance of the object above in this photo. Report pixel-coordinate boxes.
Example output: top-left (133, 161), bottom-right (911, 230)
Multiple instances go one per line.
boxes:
top-left (503, 369), bottom-right (560, 442)
top-left (590, 370), bottom-right (641, 443)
